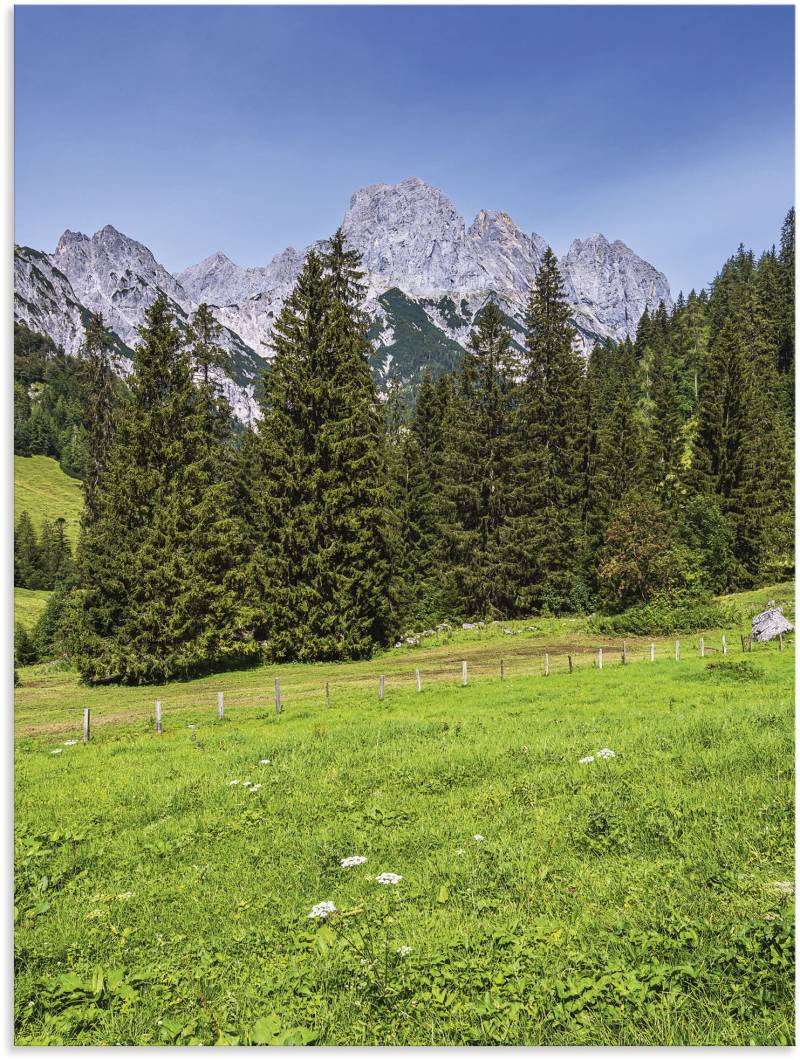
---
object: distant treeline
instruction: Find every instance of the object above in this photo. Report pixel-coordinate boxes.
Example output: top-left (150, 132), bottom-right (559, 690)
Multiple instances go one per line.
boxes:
top-left (16, 212), bottom-right (794, 684)
top-left (14, 322), bottom-right (128, 479)
top-left (14, 510), bottom-right (73, 590)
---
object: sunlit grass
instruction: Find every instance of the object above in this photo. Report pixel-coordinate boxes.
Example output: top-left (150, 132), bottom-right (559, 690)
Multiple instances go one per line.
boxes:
top-left (14, 612), bottom-right (794, 1044)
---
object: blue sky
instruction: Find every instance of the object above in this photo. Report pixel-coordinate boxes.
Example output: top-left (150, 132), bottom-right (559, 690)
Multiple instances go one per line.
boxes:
top-left (15, 5), bottom-right (794, 296)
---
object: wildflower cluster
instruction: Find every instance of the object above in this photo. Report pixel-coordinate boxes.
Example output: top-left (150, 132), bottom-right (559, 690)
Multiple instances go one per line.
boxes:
top-left (579, 748), bottom-right (617, 763)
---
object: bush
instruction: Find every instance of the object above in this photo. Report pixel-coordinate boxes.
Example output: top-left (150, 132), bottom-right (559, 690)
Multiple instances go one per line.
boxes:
top-left (14, 623), bottom-right (38, 666)
top-left (590, 594), bottom-right (739, 636)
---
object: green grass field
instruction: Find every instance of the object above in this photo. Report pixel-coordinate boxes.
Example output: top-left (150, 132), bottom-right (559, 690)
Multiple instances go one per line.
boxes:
top-left (14, 584), bottom-right (795, 1045)
top-left (14, 454), bottom-right (83, 544)
top-left (14, 587), bottom-right (52, 631)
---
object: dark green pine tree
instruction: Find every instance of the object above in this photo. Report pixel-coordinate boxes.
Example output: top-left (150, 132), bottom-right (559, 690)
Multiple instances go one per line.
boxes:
top-left (14, 511), bottom-right (41, 589)
top-left (392, 368), bottom-right (451, 625)
top-left (254, 232), bottom-right (395, 661)
top-left (645, 321), bottom-right (684, 504)
top-left (510, 249), bottom-right (589, 613)
top-left (79, 313), bottom-right (118, 526)
top-left (585, 375), bottom-right (646, 570)
top-left (777, 207), bottom-right (795, 380)
top-left (76, 297), bottom-right (256, 683)
top-left (439, 302), bottom-right (521, 618)
top-left (38, 516), bottom-right (73, 588)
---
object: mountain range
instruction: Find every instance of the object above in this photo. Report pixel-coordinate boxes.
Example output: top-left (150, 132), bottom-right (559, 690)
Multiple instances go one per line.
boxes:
top-left (14, 176), bottom-right (672, 421)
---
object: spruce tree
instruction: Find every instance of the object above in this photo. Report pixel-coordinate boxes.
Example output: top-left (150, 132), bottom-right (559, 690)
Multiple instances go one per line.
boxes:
top-left (254, 233), bottom-right (395, 661)
top-left (76, 297), bottom-right (256, 682)
top-left (79, 313), bottom-right (117, 526)
top-left (439, 302), bottom-right (521, 618)
top-left (510, 249), bottom-right (589, 613)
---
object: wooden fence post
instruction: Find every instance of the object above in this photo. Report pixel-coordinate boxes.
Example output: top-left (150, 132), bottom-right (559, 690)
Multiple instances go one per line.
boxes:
top-left (622, 640), bottom-right (628, 665)
top-left (722, 635), bottom-right (727, 656)
top-left (275, 679), bottom-right (282, 714)
top-left (568, 655), bottom-right (573, 674)
top-left (217, 691), bottom-right (224, 720)
top-left (740, 634), bottom-right (747, 653)
top-left (155, 700), bottom-right (162, 735)
top-left (675, 640), bottom-right (680, 661)
top-left (326, 682), bottom-right (330, 706)
top-left (748, 635), bottom-right (753, 653)
top-left (544, 653), bottom-right (549, 677)
top-left (82, 708), bottom-right (90, 744)
top-left (650, 642), bottom-right (655, 662)
top-left (415, 669), bottom-right (421, 692)
top-left (699, 637), bottom-right (705, 658)
top-left (462, 660), bottom-right (468, 686)
top-left (598, 648), bottom-right (603, 670)
top-left (779, 633), bottom-right (784, 652)
top-left (500, 659), bottom-right (505, 681)
top-left (379, 675), bottom-right (384, 701)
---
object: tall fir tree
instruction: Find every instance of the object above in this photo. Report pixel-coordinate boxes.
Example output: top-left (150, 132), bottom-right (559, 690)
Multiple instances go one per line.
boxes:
top-left (76, 297), bottom-right (256, 682)
top-left (509, 249), bottom-right (589, 613)
top-left (438, 302), bottom-right (521, 617)
top-left (254, 232), bottom-right (395, 661)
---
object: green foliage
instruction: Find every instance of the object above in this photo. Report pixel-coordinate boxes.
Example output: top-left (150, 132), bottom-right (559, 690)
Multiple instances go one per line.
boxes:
top-left (14, 510), bottom-right (73, 590)
top-left (439, 301), bottom-right (522, 617)
top-left (590, 595), bottom-right (739, 636)
top-left (75, 299), bottom-right (258, 684)
top-left (253, 232), bottom-right (395, 661)
top-left (14, 322), bottom-right (126, 480)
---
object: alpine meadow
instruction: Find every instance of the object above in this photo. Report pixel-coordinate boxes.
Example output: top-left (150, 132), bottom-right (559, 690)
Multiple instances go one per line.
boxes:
top-left (12, 3), bottom-right (796, 1048)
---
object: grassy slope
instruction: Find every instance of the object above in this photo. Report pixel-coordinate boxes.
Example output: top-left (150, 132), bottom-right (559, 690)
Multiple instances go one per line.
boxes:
top-left (14, 588), bottom-right (52, 630)
top-left (14, 455), bottom-right (83, 545)
top-left (14, 586), bottom-right (794, 1045)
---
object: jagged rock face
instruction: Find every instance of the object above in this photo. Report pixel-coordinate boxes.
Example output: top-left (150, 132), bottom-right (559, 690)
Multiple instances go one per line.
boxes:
top-left (18, 228), bottom-right (262, 423)
top-left (15, 177), bottom-right (672, 420)
top-left (51, 225), bottom-right (193, 350)
top-left (559, 234), bottom-right (672, 343)
top-left (14, 246), bottom-right (99, 360)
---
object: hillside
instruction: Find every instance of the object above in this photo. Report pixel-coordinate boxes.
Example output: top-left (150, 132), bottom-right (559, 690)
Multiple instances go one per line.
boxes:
top-left (14, 455), bottom-right (83, 544)
top-left (14, 587), bottom-right (51, 630)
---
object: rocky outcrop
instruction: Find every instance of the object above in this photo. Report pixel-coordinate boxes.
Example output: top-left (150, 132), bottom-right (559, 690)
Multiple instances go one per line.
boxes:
top-left (15, 177), bottom-right (672, 419)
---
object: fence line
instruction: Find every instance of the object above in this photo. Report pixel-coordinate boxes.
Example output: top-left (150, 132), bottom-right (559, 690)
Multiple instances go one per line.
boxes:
top-left (71, 632), bottom-right (790, 740)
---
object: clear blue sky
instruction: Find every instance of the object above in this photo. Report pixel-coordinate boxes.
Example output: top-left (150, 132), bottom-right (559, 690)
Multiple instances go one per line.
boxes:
top-left (15, 4), bottom-right (794, 296)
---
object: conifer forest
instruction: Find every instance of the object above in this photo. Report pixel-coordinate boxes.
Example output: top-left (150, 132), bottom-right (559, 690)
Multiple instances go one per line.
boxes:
top-left (14, 213), bottom-right (794, 683)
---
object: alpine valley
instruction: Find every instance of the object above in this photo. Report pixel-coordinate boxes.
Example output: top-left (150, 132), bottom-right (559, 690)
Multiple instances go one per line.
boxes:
top-left (14, 176), bottom-right (672, 421)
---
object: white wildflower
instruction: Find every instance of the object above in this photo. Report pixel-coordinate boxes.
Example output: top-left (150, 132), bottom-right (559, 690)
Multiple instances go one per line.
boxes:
top-left (228, 779), bottom-right (240, 786)
top-left (308, 901), bottom-right (337, 920)
top-left (455, 848), bottom-right (465, 856)
top-left (50, 748), bottom-right (62, 755)
top-left (360, 958), bottom-right (371, 966)
top-left (397, 945), bottom-right (413, 957)
top-left (259, 758), bottom-right (271, 765)
top-left (249, 784), bottom-right (262, 793)
top-left (63, 740), bottom-right (78, 746)
top-left (375, 872), bottom-right (402, 886)
top-left (596, 748), bottom-right (616, 759)
top-left (579, 755), bottom-right (595, 765)
top-left (473, 834), bottom-right (485, 843)
top-left (340, 855), bottom-right (367, 868)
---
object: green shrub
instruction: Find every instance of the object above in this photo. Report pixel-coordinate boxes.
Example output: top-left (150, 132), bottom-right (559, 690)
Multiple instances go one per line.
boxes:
top-left (590, 594), bottom-right (739, 636)
top-left (14, 622), bottom-right (38, 666)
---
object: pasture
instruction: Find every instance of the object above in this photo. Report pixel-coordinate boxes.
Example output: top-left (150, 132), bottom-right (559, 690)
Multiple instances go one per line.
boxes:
top-left (14, 592), bottom-right (794, 1045)
top-left (14, 454), bottom-right (83, 544)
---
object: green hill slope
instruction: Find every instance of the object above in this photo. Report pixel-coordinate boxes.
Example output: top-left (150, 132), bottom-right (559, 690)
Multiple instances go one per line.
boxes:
top-left (14, 455), bottom-right (83, 544)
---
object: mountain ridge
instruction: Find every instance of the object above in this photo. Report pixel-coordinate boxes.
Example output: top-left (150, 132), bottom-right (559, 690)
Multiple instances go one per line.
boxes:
top-left (14, 177), bottom-right (672, 419)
